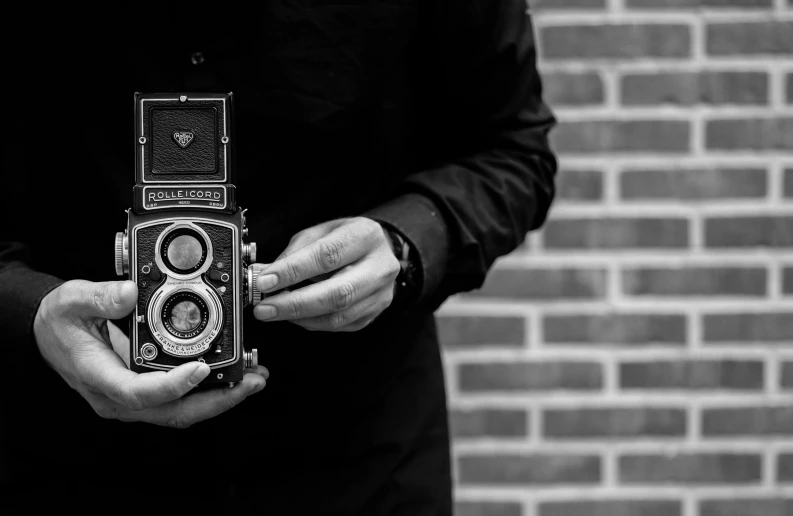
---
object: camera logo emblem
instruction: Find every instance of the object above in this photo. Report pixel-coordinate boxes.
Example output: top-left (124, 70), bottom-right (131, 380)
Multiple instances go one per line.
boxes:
top-left (172, 130), bottom-right (195, 149)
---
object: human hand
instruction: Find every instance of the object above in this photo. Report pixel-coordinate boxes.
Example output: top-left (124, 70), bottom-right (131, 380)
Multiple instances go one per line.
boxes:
top-left (252, 217), bottom-right (400, 331)
top-left (33, 279), bottom-right (268, 429)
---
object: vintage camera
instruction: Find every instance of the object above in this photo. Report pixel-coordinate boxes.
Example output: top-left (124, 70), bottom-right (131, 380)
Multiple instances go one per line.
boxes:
top-left (114, 93), bottom-right (262, 386)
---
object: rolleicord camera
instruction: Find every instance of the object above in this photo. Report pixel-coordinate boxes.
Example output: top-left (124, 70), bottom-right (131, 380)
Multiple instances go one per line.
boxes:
top-left (114, 93), bottom-right (262, 386)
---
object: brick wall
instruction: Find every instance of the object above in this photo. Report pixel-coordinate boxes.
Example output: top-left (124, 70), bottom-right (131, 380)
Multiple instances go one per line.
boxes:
top-left (437, 1), bottom-right (793, 515)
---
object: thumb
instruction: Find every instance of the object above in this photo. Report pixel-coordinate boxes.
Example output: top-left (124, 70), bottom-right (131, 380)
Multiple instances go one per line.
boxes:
top-left (67, 280), bottom-right (138, 321)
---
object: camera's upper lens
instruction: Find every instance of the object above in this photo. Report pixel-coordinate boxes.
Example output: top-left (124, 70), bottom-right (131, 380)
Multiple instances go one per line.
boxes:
top-left (160, 228), bottom-right (208, 274)
top-left (167, 235), bottom-right (203, 271)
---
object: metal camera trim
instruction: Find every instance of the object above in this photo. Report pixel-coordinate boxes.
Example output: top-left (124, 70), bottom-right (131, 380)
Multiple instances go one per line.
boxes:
top-left (154, 222), bottom-right (214, 280)
top-left (131, 217), bottom-right (241, 370)
top-left (147, 282), bottom-right (224, 358)
top-left (138, 96), bottom-right (229, 184)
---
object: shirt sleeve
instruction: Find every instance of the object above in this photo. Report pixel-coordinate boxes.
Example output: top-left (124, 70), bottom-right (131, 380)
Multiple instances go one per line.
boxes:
top-left (366, 0), bottom-right (557, 312)
top-left (0, 242), bottom-right (64, 362)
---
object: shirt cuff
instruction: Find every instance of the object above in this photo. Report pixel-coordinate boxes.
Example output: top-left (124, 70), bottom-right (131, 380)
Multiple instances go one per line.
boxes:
top-left (0, 264), bottom-right (63, 363)
top-left (365, 193), bottom-right (449, 309)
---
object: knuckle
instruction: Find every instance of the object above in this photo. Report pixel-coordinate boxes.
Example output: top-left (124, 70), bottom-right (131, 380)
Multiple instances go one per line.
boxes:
top-left (164, 415), bottom-right (192, 430)
top-left (122, 388), bottom-right (147, 412)
top-left (94, 405), bottom-right (120, 420)
top-left (284, 296), bottom-right (305, 320)
top-left (330, 281), bottom-right (356, 311)
top-left (283, 258), bottom-right (303, 285)
top-left (317, 240), bottom-right (344, 271)
top-left (325, 311), bottom-right (346, 331)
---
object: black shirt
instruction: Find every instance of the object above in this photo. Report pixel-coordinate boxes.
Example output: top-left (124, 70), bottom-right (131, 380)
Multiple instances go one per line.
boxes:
top-left (0, 1), bottom-right (555, 513)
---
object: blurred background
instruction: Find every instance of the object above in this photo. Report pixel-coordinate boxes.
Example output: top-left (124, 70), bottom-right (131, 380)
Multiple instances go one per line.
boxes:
top-left (437, 1), bottom-right (793, 515)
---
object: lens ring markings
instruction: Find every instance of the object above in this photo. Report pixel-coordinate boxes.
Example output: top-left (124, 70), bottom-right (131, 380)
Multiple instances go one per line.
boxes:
top-left (160, 227), bottom-right (208, 274)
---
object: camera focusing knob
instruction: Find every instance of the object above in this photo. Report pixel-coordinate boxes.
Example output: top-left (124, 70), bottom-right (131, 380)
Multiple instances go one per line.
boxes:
top-left (247, 264), bottom-right (265, 305)
top-left (114, 232), bottom-right (129, 276)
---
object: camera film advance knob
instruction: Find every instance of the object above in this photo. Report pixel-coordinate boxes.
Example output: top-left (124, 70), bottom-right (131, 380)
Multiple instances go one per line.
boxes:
top-left (114, 232), bottom-right (129, 276)
top-left (242, 242), bottom-right (257, 264)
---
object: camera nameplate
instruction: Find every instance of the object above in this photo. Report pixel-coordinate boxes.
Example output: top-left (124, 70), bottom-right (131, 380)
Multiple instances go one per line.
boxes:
top-left (142, 185), bottom-right (227, 211)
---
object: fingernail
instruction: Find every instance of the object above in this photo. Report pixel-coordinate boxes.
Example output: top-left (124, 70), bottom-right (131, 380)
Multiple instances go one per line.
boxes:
top-left (255, 305), bottom-right (278, 321)
top-left (189, 363), bottom-right (210, 386)
top-left (253, 381), bottom-right (266, 393)
top-left (258, 274), bottom-right (278, 292)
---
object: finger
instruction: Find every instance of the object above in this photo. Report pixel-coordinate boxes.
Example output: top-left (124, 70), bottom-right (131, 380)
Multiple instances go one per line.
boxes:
top-left (106, 321), bottom-right (130, 367)
top-left (291, 292), bottom-right (385, 332)
top-left (138, 370), bottom-right (267, 429)
top-left (60, 280), bottom-right (138, 321)
top-left (276, 221), bottom-right (340, 261)
top-left (253, 266), bottom-right (378, 322)
top-left (257, 218), bottom-right (381, 294)
top-left (78, 344), bottom-right (211, 410)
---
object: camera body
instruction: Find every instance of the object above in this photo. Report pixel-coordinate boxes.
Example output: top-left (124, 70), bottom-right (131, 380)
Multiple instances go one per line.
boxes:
top-left (114, 93), bottom-right (261, 385)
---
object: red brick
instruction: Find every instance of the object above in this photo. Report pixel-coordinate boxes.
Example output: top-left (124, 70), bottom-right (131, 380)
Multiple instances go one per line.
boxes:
top-left (474, 268), bottom-right (607, 300)
top-left (532, 0), bottom-right (606, 9)
top-left (628, 0), bottom-right (773, 8)
top-left (543, 218), bottom-right (689, 249)
top-left (623, 267), bottom-right (766, 297)
top-left (456, 502), bottom-right (522, 516)
top-left (782, 168), bottom-right (793, 197)
top-left (707, 22), bottom-right (793, 55)
top-left (551, 120), bottom-right (690, 153)
top-left (539, 500), bottom-right (682, 516)
top-left (543, 407), bottom-right (686, 439)
top-left (543, 72), bottom-right (605, 106)
top-left (619, 453), bottom-right (762, 484)
top-left (703, 406), bottom-right (793, 437)
top-left (706, 118), bottom-right (793, 151)
top-left (621, 72), bottom-right (768, 106)
top-left (705, 216), bottom-right (793, 248)
top-left (437, 316), bottom-right (524, 349)
top-left (541, 24), bottom-right (691, 60)
top-left (703, 313), bottom-right (793, 343)
top-left (459, 362), bottom-right (603, 393)
top-left (450, 408), bottom-right (528, 439)
top-left (621, 168), bottom-right (767, 200)
top-left (558, 169), bottom-right (604, 202)
top-left (544, 313), bottom-right (686, 345)
top-left (458, 454), bottom-right (601, 485)
top-left (782, 362), bottom-right (793, 389)
top-left (700, 499), bottom-right (793, 516)
top-left (779, 453), bottom-right (793, 482)
top-left (620, 360), bottom-right (764, 390)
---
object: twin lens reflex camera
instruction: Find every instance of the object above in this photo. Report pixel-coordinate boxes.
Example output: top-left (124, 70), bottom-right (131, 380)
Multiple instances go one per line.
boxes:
top-left (114, 93), bottom-right (263, 386)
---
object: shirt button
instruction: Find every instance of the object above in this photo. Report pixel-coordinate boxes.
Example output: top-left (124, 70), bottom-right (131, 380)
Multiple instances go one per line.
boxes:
top-left (190, 52), bottom-right (205, 65)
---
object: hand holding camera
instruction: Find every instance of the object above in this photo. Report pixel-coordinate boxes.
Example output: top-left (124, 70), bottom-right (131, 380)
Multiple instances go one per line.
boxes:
top-left (252, 217), bottom-right (400, 332)
top-left (33, 280), bottom-right (268, 429)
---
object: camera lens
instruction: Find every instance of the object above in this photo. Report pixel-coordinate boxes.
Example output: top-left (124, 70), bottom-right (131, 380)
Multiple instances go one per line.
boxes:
top-left (168, 235), bottom-right (203, 270)
top-left (161, 291), bottom-right (209, 340)
top-left (160, 228), bottom-right (208, 274)
top-left (170, 299), bottom-right (202, 332)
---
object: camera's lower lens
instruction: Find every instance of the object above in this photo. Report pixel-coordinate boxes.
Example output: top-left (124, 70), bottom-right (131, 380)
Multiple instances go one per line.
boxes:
top-left (170, 300), bottom-right (202, 332)
top-left (161, 291), bottom-right (209, 340)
